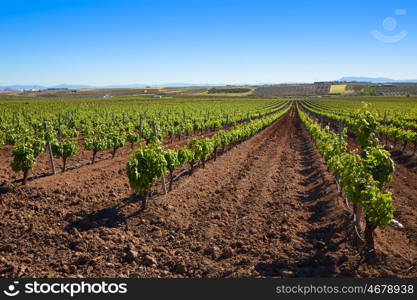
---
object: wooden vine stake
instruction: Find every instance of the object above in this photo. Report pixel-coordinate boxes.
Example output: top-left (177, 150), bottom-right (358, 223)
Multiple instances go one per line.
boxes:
top-left (138, 114), bottom-right (143, 139)
top-left (44, 121), bottom-right (57, 175)
top-left (57, 113), bottom-right (62, 140)
top-left (151, 121), bottom-right (157, 137)
top-left (149, 120), bottom-right (167, 194)
top-left (161, 174), bottom-right (167, 195)
top-left (338, 119), bottom-right (344, 148)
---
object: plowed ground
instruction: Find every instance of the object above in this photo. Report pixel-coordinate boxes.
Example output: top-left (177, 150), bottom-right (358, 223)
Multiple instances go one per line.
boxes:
top-left (0, 111), bottom-right (416, 278)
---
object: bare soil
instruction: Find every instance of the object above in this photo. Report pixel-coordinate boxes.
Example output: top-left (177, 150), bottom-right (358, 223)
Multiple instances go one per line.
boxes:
top-left (0, 111), bottom-right (416, 278)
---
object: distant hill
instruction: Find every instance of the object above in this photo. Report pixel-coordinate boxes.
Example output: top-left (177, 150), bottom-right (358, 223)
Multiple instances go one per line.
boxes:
top-left (339, 77), bottom-right (417, 83)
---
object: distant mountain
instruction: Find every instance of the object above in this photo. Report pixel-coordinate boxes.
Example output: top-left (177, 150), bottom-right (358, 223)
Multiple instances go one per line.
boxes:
top-left (339, 77), bottom-right (417, 83)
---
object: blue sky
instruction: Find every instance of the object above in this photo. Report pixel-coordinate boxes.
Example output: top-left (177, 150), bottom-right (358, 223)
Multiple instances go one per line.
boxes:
top-left (1, 0), bottom-right (416, 86)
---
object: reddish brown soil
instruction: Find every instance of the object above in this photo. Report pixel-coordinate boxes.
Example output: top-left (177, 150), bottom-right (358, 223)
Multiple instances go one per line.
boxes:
top-left (0, 111), bottom-right (416, 278)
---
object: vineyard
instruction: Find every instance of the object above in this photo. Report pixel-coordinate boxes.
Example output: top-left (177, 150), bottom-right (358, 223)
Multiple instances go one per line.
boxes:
top-left (0, 95), bottom-right (416, 278)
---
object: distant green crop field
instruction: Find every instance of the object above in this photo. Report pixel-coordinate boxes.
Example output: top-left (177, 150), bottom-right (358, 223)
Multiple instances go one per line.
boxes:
top-left (329, 84), bottom-right (347, 94)
top-left (311, 96), bottom-right (417, 117)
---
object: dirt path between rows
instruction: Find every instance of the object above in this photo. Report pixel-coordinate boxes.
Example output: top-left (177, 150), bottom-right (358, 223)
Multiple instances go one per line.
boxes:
top-left (0, 110), bottom-right (415, 278)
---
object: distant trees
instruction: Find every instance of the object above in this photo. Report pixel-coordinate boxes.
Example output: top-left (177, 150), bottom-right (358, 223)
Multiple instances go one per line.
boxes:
top-left (361, 88), bottom-right (377, 96)
top-left (208, 88), bottom-right (251, 94)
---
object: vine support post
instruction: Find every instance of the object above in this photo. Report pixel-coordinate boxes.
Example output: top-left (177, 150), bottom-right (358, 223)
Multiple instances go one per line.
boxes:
top-left (169, 171), bottom-right (174, 192)
top-left (138, 114), bottom-right (143, 139)
top-left (57, 113), bottom-right (62, 140)
top-left (161, 174), bottom-right (167, 195)
top-left (44, 121), bottom-right (57, 175)
top-left (151, 121), bottom-right (157, 137)
top-left (353, 202), bottom-right (363, 235)
top-left (338, 119), bottom-right (344, 150)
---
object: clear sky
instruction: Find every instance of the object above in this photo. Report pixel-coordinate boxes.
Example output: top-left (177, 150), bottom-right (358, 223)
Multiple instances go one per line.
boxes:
top-left (1, 0), bottom-right (416, 86)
